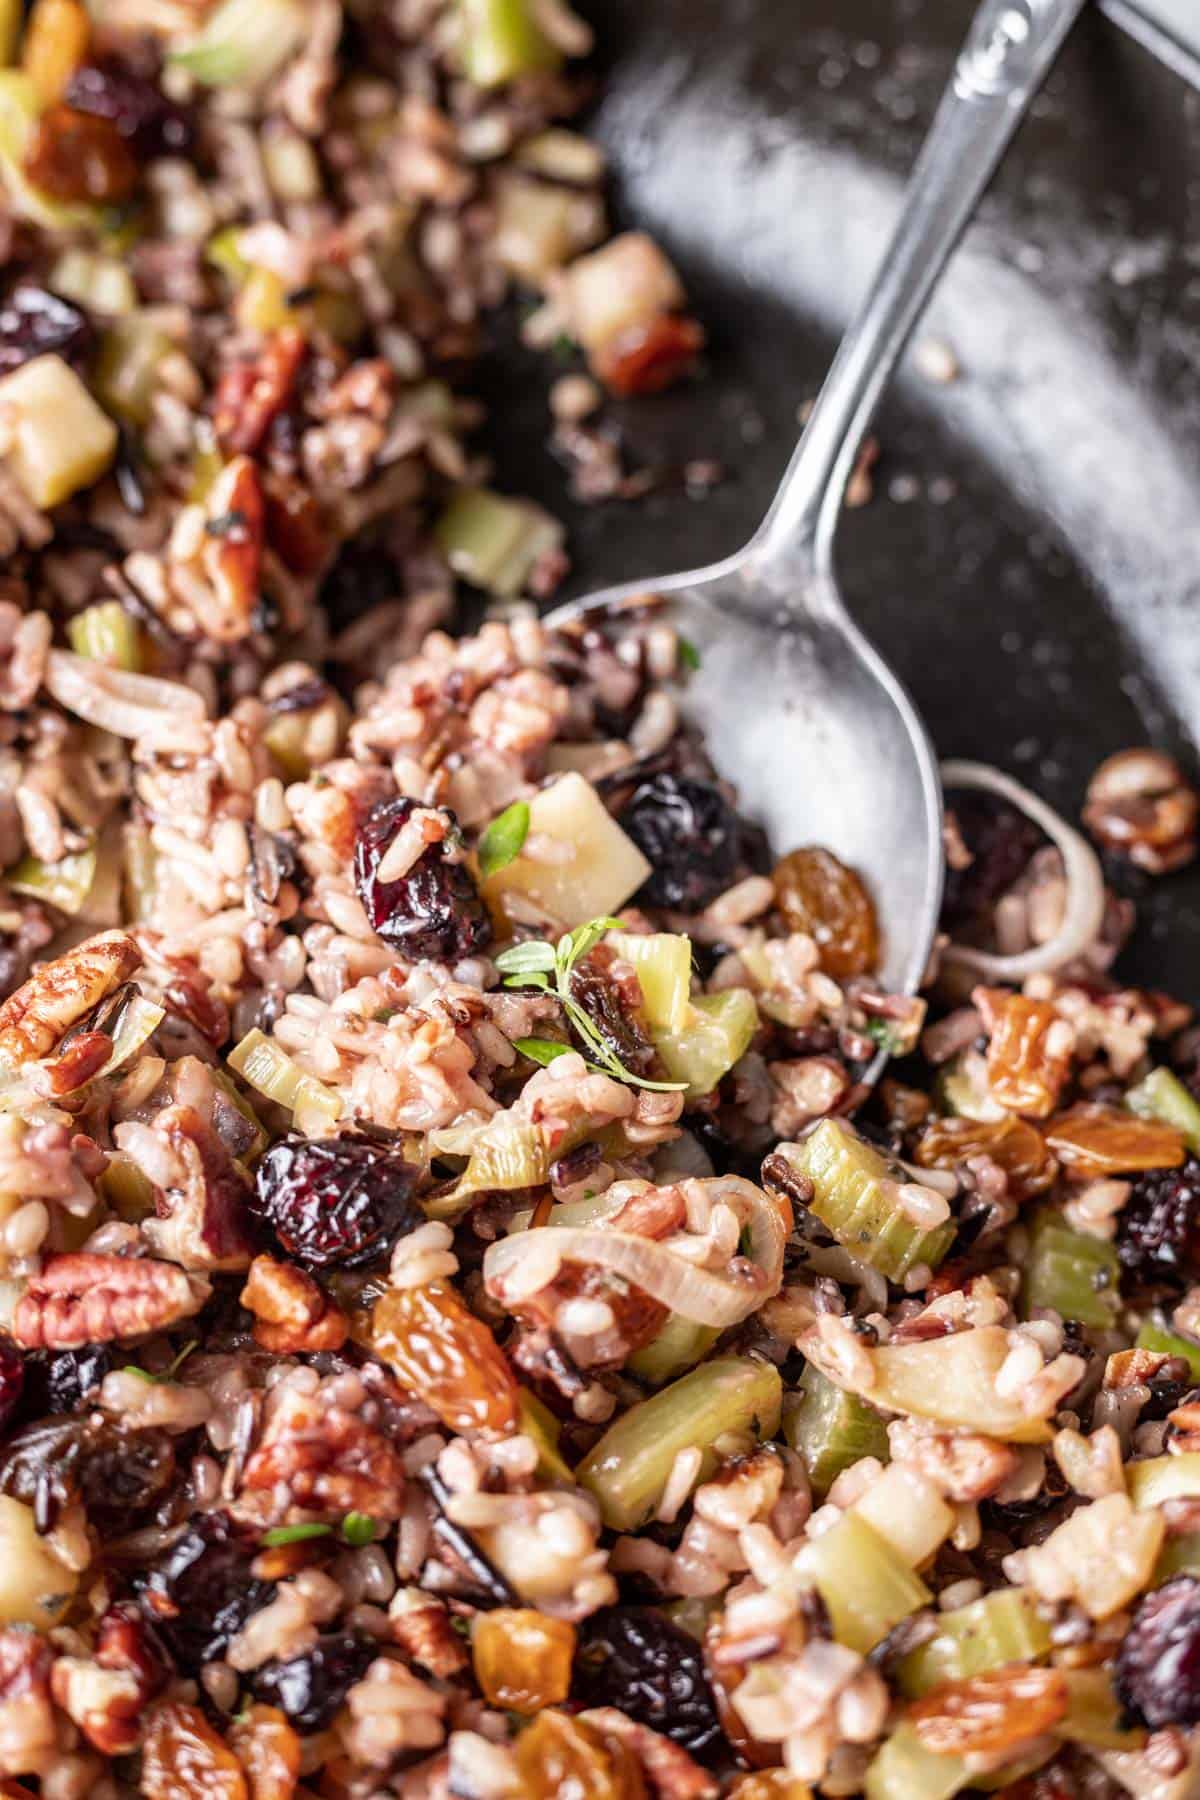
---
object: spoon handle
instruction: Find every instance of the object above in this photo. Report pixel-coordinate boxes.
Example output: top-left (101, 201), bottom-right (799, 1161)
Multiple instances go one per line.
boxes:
top-left (756, 0), bottom-right (1088, 572)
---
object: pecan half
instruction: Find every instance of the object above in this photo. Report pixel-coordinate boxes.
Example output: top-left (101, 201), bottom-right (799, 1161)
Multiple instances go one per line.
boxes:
top-left (12, 1253), bottom-right (211, 1349)
top-left (131, 1104), bottom-right (256, 1273)
top-left (388, 1592), bottom-right (468, 1679)
top-left (577, 1706), bottom-right (718, 1800)
top-left (240, 1255), bottom-right (347, 1354)
top-left (213, 326), bottom-right (306, 457)
top-left (0, 1629), bottom-right (56, 1775)
top-left (238, 1382), bottom-right (406, 1520)
top-left (909, 1666), bottom-right (1068, 1756)
top-left (195, 455), bottom-right (264, 644)
top-left (0, 930), bottom-right (140, 1070)
top-left (1084, 748), bottom-right (1199, 875)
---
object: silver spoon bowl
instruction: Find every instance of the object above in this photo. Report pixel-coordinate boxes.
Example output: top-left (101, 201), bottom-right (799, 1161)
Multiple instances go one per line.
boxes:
top-left (550, 0), bottom-right (1086, 994)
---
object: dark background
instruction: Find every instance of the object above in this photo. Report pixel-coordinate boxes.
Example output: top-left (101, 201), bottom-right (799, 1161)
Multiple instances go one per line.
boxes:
top-left (476, 0), bottom-right (1200, 998)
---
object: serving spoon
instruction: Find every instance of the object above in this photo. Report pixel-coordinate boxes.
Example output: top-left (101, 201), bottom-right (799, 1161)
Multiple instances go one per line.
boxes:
top-left (549, 0), bottom-right (1087, 993)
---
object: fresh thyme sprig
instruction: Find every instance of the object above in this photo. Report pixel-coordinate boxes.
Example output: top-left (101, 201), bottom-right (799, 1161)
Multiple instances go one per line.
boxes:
top-left (494, 917), bottom-right (686, 1092)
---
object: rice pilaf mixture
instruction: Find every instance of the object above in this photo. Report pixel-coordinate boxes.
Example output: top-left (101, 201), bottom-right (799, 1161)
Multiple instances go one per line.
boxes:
top-left (3, 0), bottom-right (1200, 1795)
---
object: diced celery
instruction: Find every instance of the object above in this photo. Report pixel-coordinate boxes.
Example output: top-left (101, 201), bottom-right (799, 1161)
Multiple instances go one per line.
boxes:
top-left (1021, 1209), bottom-right (1121, 1329)
top-left (608, 931), bottom-right (692, 1034)
top-left (483, 773), bottom-right (650, 929)
top-left (652, 990), bottom-right (759, 1102)
top-left (1126, 1065), bottom-right (1200, 1155)
top-left (661, 1596), bottom-right (718, 1641)
top-left (209, 1068), bottom-right (269, 1165)
top-left (1135, 1318), bottom-right (1200, 1382)
top-left (1155, 1531), bottom-right (1200, 1584)
top-left (236, 266), bottom-right (295, 334)
top-left (48, 249), bottom-right (135, 316)
top-left (1128, 1451), bottom-right (1200, 1510)
top-left (434, 487), bottom-right (563, 599)
top-left (0, 353), bottom-right (117, 506)
top-left (785, 1362), bottom-right (888, 1495)
top-left (93, 317), bottom-right (171, 427)
top-left (779, 1119), bottom-right (955, 1282)
top-left (426, 1114), bottom-right (551, 1218)
top-left (169, 0), bottom-right (307, 87)
top-left (205, 224), bottom-right (251, 285)
top-left (227, 1029), bottom-right (342, 1133)
top-left (797, 1511), bottom-right (930, 1655)
top-left (576, 1356), bottom-right (782, 1532)
top-left (5, 844), bottom-right (96, 915)
top-left (68, 601), bottom-right (141, 672)
top-left (458, 0), bottom-right (561, 88)
top-left (865, 1725), bottom-right (970, 1800)
top-left (1058, 1667), bottom-right (1146, 1750)
top-left (516, 1388), bottom-right (573, 1484)
top-left (852, 1463), bottom-right (955, 1569)
top-left (627, 1312), bottom-right (719, 1386)
top-left (896, 1588), bottom-right (1052, 1697)
top-left (97, 1151), bottom-right (156, 1222)
top-left (122, 822), bottom-right (158, 922)
top-left (935, 1052), bottom-right (1006, 1121)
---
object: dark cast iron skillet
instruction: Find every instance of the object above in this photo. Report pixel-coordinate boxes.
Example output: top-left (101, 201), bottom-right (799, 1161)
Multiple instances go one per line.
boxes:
top-left (477, 0), bottom-right (1200, 1000)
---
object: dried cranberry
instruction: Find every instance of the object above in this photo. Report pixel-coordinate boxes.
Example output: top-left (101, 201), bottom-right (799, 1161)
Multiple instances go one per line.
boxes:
top-left (80, 1426), bottom-right (176, 1528)
top-left (1117, 1160), bottom-right (1200, 1287)
top-left (0, 1342), bottom-right (22, 1437)
top-left (319, 538), bottom-right (401, 633)
top-left (138, 1514), bottom-right (275, 1673)
top-left (1115, 1575), bottom-right (1200, 1726)
top-left (0, 286), bottom-right (92, 376)
top-left (64, 55), bottom-right (193, 158)
top-left (942, 790), bottom-right (1044, 928)
top-left (619, 773), bottom-right (740, 912)
top-left (354, 797), bottom-right (492, 962)
top-left (251, 1632), bottom-right (373, 1731)
top-left (250, 1131), bottom-right (423, 1270)
top-left (568, 947), bottom-right (656, 1078)
top-left (572, 1606), bottom-right (725, 1759)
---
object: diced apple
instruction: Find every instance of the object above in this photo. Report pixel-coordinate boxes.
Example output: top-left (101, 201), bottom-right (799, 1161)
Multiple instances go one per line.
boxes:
top-left (558, 232), bottom-right (685, 353)
top-left (0, 1497), bottom-right (78, 1627)
top-left (483, 771), bottom-right (650, 929)
top-left (0, 354), bottom-right (117, 507)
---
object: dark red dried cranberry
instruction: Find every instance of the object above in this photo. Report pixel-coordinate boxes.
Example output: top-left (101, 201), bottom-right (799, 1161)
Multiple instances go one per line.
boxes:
top-left (81, 1427), bottom-right (176, 1528)
top-left (619, 773), bottom-right (740, 912)
top-left (251, 1632), bottom-right (374, 1731)
top-left (319, 538), bottom-right (401, 633)
top-left (64, 55), bottom-right (193, 158)
top-left (0, 1342), bottom-right (22, 1438)
top-left (572, 1606), bottom-right (725, 1759)
top-left (250, 1131), bottom-right (423, 1270)
top-left (1115, 1575), bottom-right (1200, 1726)
top-left (942, 790), bottom-right (1044, 928)
top-left (1117, 1160), bottom-right (1200, 1287)
top-left (138, 1513), bottom-right (275, 1673)
top-left (0, 285), bottom-right (92, 376)
top-left (354, 797), bottom-right (491, 962)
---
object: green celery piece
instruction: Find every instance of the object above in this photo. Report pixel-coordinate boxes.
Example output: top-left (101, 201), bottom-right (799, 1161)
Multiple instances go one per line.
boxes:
top-left (1128, 1451), bottom-right (1200, 1509)
top-left (785, 1363), bottom-right (888, 1496)
top-left (1126, 1065), bottom-right (1200, 1153)
top-left (1155, 1531), bottom-right (1200, 1585)
top-left (1135, 1318), bottom-right (1200, 1382)
top-left (895, 1587), bottom-right (1051, 1698)
top-left (935, 1052), bottom-right (1006, 1121)
top-left (576, 1357), bottom-right (781, 1532)
top-left (608, 930), bottom-right (692, 1033)
top-left (865, 1725), bottom-right (971, 1800)
top-left (170, 0), bottom-right (307, 86)
top-left (5, 845), bottom-right (97, 916)
top-left (434, 487), bottom-right (562, 598)
top-left (458, 0), bottom-right (561, 87)
top-left (1059, 1668), bottom-right (1146, 1750)
top-left (797, 1510), bottom-right (930, 1655)
top-left (780, 1119), bottom-right (955, 1281)
top-left (627, 1312), bottom-right (719, 1386)
top-left (652, 989), bottom-right (758, 1101)
top-left (68, 601), bottom-right (141, 672)
top-left (1021, 1209), bottom-right (1121, 1328)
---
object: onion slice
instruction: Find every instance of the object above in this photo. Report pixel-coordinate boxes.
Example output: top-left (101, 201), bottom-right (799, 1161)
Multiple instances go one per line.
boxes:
top-left (940, 759), bottom-right (1106, 980)
top-left (46, 649), bottom-right (206, 741)
top-left (484, 1175), bottom-right (786, 1328)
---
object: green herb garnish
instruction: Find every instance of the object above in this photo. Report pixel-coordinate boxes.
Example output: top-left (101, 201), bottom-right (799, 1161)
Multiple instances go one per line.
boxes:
top-left (864, 1017), bottom-right (903, 1057)
top-left (512, 1036), bottom-right (572, 1067)
top-left (260, 1523), bottom-right (333, 1548)
top-left (677, 635), bottom-right (701, 672)
top-left (494, 918), bottom-right (686, 1093)
top-left (477, 799), bottom-right (531, 881)
top-left (341, 1512), bottom-right (377, 1547)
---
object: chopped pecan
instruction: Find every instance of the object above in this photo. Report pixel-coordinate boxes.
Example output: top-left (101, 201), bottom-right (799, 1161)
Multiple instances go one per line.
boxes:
top-left (195, 456), bottom-right (264, 645)
top-left (388, 1592), bottom-right (468, 1679)
top-left (12, 1253), bottom-right (211, 1349)
top-left (227, 1702), bottom-right (300, 1800)
top-left (240, 1255), bottom-right (347, 1354)
top-left (131, 1104), bottom-right (256, 1273)
top-left (238, 1382), bottom-right (406, 1521)
top-left (50, 1654), bottom-right (142, 1757)
top-left (577, 1706), bottom-right (718, 1800)
top-left (909, 1665), bottom-right (1068, 1756)
top-left (0, 930), bottom-right (140, 1070)
top-left (605, 1182), bottom-right (687, 1239)
top-left (213, 326), bottom-right (306, 457)
top-left (1084, 749), bottom-right (1199, 875)
top-left (897, 1432), bottom-right (1020, 1504)
top-left (0, 1629), bottom-right (56, 1775)
top-left (1104, 1347), bottom-right (1173, 1390)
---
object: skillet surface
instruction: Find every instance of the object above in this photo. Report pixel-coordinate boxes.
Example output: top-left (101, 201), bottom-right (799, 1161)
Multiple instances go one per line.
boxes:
top-left (475, 0), bottom-right (1200, 999)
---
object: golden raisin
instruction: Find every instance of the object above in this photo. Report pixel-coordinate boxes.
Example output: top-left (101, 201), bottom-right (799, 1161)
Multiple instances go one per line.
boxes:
top-left (772, 847), bottom-right (879, 978)
top-left (23, 104), bottom-right (136, 203)
top-left (908, 1665), bottom-right (1068, 1756)
top-left (975, 989), bottom-right (1072, 1119)
top-left (911, 1113), bottom-right (1057, 1201)
top-left (21, 0), bottom-right (89, 105)
top-left (371, 1281), bottom-right (518, 1435)
top-left (228, 1704), bottom-right (300, 1800)
top-left (514, 1710), bottom-right (648, 1800)
top-left (141, 1702), bottom-right (249, 1800)
top-left (1045, 1104), bottom-right (1185, 1178)
top-left (472, 1608), bottom-right (576, 1713)
top-left (727, 1776), bottom-right (813, 1800)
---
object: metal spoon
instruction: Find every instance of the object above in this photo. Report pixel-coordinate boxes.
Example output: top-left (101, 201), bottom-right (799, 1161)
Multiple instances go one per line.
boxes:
top-left (550, 0), bottom-right (1087, 993)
